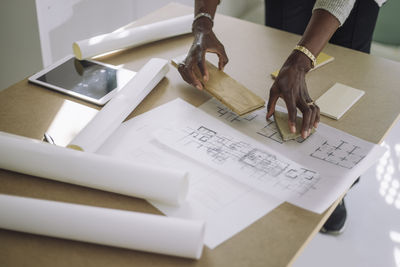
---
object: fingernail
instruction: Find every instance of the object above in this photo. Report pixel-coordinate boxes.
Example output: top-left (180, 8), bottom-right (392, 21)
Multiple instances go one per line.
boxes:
top-left (196, 85), bottom-right (202, 90)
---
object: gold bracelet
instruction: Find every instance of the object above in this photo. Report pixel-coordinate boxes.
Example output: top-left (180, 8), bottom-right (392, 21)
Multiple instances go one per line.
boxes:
top-left (294, 45), bottom-right (316, 68)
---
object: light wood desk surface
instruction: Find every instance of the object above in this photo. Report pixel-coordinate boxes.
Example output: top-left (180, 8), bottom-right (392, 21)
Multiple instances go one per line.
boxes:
top-left (1, 3), bottom-right (399, 267)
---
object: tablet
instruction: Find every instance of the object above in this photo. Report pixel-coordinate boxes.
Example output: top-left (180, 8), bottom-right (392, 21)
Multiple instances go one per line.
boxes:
top-left (29, 55), bottom-right (136, 105)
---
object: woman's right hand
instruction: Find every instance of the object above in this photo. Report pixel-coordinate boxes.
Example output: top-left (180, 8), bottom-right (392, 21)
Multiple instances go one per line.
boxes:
top-left (178, 17), bottom-right (228, 90)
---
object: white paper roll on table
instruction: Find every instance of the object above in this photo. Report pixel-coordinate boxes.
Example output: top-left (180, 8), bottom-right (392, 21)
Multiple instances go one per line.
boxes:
top-left (68, 58), bottom-right (169, 152)
top-left (0, 194), bottom-right (205, 259)
top-left (73, 15), bottom-right (193, 59)
top-left (0, 132), bottom-right (188, 205)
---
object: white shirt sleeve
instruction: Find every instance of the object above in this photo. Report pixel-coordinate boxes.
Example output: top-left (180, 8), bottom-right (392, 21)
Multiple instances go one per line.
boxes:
top-left (313, 0), bottom-right (356, 26)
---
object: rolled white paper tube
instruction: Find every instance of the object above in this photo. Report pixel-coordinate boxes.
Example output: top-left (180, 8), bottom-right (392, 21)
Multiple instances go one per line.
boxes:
top-left (68, 58), bottom-right (169, 153)
top-left (0, 132), bottom-right (188, 205)
top-left (73, 15), bottom-right (193, 60)
top-left (0, 194), bottom-right (205, 259)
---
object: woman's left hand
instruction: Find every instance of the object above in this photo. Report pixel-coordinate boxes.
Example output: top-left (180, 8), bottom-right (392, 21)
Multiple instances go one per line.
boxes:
top-left (266, 50), bottom-right (320, 139)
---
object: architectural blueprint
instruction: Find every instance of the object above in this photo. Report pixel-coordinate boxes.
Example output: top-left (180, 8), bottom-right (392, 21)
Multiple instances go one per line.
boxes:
top-left (98, 97), bottom-right (385, 248)
top-left (205, 99), bottom-right (307, 144)
top-left (310, 140), bottom-right (365, 169)
top-left (155, 98), bottom-right (385, 213)
top-left (97, 99), bottom-right (282, 249)
top-left (160, 125), bottom-right (320, 197)
top-left (199, 98), bottom-right (380, 171)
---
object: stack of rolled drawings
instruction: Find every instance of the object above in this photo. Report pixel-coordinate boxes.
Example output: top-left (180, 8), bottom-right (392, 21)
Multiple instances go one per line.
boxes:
top-left (0, 34), bottom-right (206, 258)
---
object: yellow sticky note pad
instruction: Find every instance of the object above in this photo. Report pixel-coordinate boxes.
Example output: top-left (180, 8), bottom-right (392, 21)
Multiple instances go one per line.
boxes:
top-left (271, 52), bottom-right (334, 79)
top-left (315, 83), bottom-right (365, 120)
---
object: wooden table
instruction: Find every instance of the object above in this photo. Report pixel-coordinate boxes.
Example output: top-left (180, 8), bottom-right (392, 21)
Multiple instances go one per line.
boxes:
top-left (1, 3), bottom-right (399, 267)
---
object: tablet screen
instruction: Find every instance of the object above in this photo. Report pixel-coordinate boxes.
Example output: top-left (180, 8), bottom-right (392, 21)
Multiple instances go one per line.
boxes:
top-left (37, 58), bottom-right (122, 100)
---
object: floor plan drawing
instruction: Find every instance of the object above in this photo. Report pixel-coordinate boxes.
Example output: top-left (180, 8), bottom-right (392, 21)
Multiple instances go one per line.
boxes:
top-left (168, 125), bottom-right (320, 197)
top-left (200, 100), bottom-right (370, 170)
top-left (256, 121), bottom-right (285, 143)
top-left (284, 168), bottom-right (319, 195)
top-left (310, 139), bottom-right (367, 169)
top-left (216, 105), bottom-right (258, 123)
top-left (193, 98), bottom-right (383, 212)
top-left (256, 121), bottom-right (308, 144)
top-left (98, 97), bottom-right (385, 242)
top-left (205, 101), bottom-right (307, 144)
top-left (239, 148), bottom-right (289, 177)
top-left (183, 126), bottom-right (252, 165)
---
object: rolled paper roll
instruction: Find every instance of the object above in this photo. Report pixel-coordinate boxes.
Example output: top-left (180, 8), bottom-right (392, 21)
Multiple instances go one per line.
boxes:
top-left (73, 15), bottom-right (193, 60)
top-left (0, 194), bottom-right (205, 259)
top-left (0, 132), bottom-right (188, 205)
top-left (69, 58), bottom-right (169, 152)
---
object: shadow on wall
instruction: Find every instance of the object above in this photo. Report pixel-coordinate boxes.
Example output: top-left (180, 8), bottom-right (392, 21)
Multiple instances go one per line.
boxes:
top-left (0, 0), bottom-right (43, 91)
top-left (218, 0), bottom-right (263, 18)
top-left (38, 0), bottom-right (262, 67)
top-left (373, 0), bottom-right (400, 45)
top-left (371, 0), bottom-right (400, 62)
top-left (40, 0), bottom-right (135, 66)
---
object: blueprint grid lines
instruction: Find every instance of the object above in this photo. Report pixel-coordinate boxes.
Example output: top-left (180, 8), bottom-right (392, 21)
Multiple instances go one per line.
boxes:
top-left (216, 105), bottom-right (258, 123)
top-left (173, 125), bottom-right (320, 197)
top-left (310, 140), bottom-right (366, 169)
top-left (212, 103), bottom-right (309, 144)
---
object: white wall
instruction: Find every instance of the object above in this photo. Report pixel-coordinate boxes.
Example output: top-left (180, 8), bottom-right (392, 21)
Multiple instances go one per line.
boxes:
top-left (0, 0), bottom-right (261, 91)
top-left (0, 0), bottom-right (43, 91)
top-left (35, 0), bottom-right (136, 67)
top-left (35, 0), bottom-right (261, 67)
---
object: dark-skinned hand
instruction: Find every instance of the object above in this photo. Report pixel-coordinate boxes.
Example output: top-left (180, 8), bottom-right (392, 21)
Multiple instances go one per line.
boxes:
top-left (266, 50), bottom-right (320, 139)
top-left (178, 18), bottom-right (228, 90)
